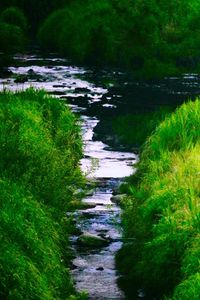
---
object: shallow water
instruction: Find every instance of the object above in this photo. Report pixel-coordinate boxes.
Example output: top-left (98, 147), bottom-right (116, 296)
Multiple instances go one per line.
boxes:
top-left (1, 53), bottom-right (200, 299)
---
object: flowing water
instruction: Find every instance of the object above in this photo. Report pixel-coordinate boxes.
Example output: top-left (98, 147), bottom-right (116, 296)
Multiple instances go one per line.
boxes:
top-left (1, 53), bottom-right (200, 299)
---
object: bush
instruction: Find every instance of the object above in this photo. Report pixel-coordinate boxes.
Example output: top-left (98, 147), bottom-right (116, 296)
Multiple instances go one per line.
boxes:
top-left (38, 1), bottom-right (132, 66)
top-left (0, 6), bottom-right (27, 31)
top-left (38, 0), bottom-right (200, 75)
top-left (0, 21), bottom-right (26, 53)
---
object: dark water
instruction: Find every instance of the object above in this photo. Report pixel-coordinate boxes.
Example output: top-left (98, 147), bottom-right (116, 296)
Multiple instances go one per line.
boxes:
top-left (1, 53), bottom-right (199, 299)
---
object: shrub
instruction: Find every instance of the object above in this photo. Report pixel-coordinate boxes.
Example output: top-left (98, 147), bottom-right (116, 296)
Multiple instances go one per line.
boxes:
top-left (0, 21), bottom-right (26, 53)
top-left (0, 6), bottom-right (27, 31)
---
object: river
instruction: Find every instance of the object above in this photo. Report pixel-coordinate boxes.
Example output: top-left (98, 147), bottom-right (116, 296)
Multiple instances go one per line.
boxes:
top-left (1, 53), bottom-right (199, 299)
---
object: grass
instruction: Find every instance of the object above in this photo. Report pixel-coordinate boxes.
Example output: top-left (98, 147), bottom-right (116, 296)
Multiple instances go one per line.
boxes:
top-left (117, 99), bottom-right (200, 299)
top-left (0, 89), bottom-right (87, 299)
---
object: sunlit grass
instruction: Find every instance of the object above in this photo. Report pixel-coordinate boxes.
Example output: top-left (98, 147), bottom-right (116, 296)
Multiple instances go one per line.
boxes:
top-left (0, 89), bottom-right (86, 299)
top-left (117, 98), bottom-right (200, 299)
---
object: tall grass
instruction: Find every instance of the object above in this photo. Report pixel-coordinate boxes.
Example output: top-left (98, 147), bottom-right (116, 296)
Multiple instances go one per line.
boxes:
top-left (117, 99), bottom-right (200, 299)
top-left (0, 89), bottom-right (86, 299)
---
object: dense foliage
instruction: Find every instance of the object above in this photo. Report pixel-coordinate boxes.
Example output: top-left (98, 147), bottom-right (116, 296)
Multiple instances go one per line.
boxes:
top-left (0, 89), bottom-right (86, 299)
top-left (117, 99), bottom-right (200, 299)
top-left (0, 0), bottom-right (71, 33)
top-left (1, 0), bottom-right (200, 75)
top-left (38, 0), bottom-right (200, 76)
top-left (0, 7), bottom-right (27, 54)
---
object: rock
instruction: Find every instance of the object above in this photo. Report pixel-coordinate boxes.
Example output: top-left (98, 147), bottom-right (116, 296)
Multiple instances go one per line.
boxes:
top-left (85, 189), bottom-right (95, 196)
top-left (75, 87), bottom-right (89, 93)
top-left (81, 211), bottom-right (97, 219)
top-left (70, 200), bottom-right (96, 210)
top-left (77, 232), bottom-right (110, 248)
top-left (73, 188), bottom-right (84, 196)
top-left (0, 68), bottom-right (13, 78)
top-left (96, 267), bottom-right (104, 271)
top-left (27, 68), bottom-right (35, 75)
top-left (80, 202), bottom-right (96, 209)
top-left (72, 257), bottom-right (88, 269)
top-left (98, 233), bottom-right (111, 241)
top-left (14, 75), bottom-right (28, 83)
top-left (53, 84), bottom-right (66, 88)
top-left (110, 194), bottom-right (126, 204)
top-left (112, 187), bottom-right (122, 195)
top-left (137, 289), bottom-right (146, 298)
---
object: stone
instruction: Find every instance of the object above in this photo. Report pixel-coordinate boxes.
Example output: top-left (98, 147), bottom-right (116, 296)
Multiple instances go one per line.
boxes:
top-left (14, 75), bottom-right (28, 83)
top-left (80, 202), bottom-right (96, 209)
top-left (72, 257), bottom-right (88, 269)
top-left (27, 68), bottom-right (35, 75)
top-left (137, 289), bottom-right (146, 298)
top-left (85, 189), bottom-right (95, 196)
top-left (96, 267), bottom-right (104, 271)
top-left (110, 194), bottom-right (126, 204)
top-left (77, 232), bottom-right (110, 248)
top-left (98, 233), bottom-right (111, 241)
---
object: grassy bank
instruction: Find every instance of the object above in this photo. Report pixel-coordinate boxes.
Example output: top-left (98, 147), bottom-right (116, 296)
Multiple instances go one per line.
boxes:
top-left (117, 99), bottom-right (200, 299)
top-left (0, 89), bottom-right (87, 299)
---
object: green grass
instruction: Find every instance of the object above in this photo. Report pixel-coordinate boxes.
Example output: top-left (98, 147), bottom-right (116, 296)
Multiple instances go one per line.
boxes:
top-left (117, 99), bottom-right (200, 299)
top-left (0, 89), bottom-right (87, 299)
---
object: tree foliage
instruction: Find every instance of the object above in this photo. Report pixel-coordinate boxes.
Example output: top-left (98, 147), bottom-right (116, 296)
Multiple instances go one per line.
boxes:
top-left (38, 0), bottom-right (200, 75)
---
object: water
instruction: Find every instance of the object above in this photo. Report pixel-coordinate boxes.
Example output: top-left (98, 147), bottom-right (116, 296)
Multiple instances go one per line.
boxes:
top-left (0, 54), bottom-right (138, 299)
top-left (1, 53), bottom-right (200, 299)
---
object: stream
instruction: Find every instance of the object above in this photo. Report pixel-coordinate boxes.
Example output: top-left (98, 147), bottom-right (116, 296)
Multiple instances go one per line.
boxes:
top-left (1, 53), bottom-right (200, 299)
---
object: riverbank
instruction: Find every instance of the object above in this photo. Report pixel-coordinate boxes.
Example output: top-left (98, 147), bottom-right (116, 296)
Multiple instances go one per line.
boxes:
top-left (117, 99), bottom-right (200, 299)
top-left (0, 89), bottom-right (87, 299)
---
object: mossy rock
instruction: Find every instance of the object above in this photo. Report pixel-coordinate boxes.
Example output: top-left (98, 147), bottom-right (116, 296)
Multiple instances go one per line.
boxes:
top-left (77, 233), bottom-right (110, 248)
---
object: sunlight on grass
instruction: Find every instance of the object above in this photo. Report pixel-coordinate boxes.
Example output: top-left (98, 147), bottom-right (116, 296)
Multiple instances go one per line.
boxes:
top-left (117, 98), bottom-right (200, 299)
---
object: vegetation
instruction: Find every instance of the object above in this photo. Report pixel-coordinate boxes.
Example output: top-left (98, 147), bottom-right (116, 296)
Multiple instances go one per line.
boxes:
top-left (0, 0), bottom-right (72, 34)
top-left (1, 1), bottom-right (200, 76)
top-left (0, 6), bottom-right (27, 53)
top-left (0, 89), bottom-right (87, 299)
top-left (117, 99), bottom-right (200, 299)
top-left (38, 0), bottom-right (200, 76)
